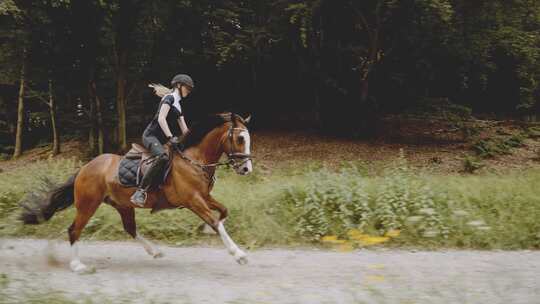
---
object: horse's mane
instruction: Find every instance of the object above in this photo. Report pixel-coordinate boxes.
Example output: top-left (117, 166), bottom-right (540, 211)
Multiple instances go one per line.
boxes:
top-left (182, 113), bottom-right (239, 149)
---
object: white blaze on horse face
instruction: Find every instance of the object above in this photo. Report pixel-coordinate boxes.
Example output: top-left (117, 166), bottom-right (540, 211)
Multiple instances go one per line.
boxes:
top-left (239, 130), bottom-right (253, 174)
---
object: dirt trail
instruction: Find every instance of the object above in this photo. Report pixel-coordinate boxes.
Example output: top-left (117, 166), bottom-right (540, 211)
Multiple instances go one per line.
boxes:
top-left (1, 239), bottom-right (539, 304)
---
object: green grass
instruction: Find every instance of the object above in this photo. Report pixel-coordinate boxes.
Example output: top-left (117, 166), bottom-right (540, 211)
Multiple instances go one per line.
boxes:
top-left (1, 154), bottom-right (540, 249)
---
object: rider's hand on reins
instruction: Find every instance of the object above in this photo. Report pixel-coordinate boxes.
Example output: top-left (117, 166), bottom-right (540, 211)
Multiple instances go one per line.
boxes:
top-left (168, 136), bottom-right (180, 144)
top-left (168, 136), bottom-right (182, 150)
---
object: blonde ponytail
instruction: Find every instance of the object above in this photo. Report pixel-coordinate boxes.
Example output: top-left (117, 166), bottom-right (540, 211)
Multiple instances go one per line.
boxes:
top-left (148, 83), bottom-right (173, 98)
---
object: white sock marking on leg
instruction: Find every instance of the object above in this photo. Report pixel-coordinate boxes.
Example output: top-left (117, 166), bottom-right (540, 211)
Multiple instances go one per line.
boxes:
top-left (218, 221), bottom-right (248, 264)
top-left (136, 234), bottom-right (162, 257)
top-left (218, 221), bottom-right (240, 255)
top-left (70, 242), bottom-right (87, 272)
top-left (71, 242), bottom-right (79, 262)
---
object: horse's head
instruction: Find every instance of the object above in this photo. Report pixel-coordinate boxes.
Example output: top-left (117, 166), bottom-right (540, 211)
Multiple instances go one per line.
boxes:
top-left (222, 114), bottom-right (253, 175)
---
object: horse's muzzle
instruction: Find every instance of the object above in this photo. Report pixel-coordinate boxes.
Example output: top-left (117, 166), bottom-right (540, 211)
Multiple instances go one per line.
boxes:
top-left (234, 159), bottom-right (253, 175)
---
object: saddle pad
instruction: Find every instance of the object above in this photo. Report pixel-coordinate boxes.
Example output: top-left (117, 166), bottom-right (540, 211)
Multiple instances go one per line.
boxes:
top-left (118, 157), bottom-right (141, 187)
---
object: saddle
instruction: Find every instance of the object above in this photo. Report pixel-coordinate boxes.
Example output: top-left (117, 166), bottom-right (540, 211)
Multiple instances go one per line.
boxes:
top-left (117, 143), bottom-right (173, 188)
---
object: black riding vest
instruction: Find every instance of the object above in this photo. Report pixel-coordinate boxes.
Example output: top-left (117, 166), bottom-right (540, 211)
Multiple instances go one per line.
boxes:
top-left (144, 94), bottom-right (183, 144)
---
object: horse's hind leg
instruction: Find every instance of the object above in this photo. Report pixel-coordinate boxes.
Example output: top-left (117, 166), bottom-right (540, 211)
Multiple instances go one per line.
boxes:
top-left (113, 205), bottom-right (163, 258)
top-left (68, 198), bottom-right (101, 273)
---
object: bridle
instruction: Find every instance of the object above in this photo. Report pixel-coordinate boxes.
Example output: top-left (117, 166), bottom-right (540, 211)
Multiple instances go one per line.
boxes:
top-left (175, 125), bottom-right (252, 175)
top-left (226, 127), bottom-right (252, 169)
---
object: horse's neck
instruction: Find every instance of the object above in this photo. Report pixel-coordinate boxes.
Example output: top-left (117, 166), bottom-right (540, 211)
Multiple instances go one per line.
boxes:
top-left (183, 125), bottom-right (227, 165)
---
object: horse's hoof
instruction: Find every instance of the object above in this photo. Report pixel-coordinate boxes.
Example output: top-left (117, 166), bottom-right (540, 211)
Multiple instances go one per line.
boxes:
top-left (152, 251), bottom-right (165, 259)
top-left (70, 260), bottom-right (90, 273)
top-left (234, 251), bottom-right (248, 265)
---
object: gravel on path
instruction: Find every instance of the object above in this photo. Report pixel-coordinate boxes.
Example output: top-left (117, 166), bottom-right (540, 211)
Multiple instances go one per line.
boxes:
top-left (1, 239), bottom-right (538, 304)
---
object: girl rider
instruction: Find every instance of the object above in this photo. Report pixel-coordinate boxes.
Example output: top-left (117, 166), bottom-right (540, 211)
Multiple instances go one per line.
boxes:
top-left (130, 74), bottom-right (194, 206)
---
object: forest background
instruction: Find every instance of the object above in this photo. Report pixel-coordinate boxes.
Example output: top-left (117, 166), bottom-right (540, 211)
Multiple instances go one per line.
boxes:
top-left (1, 0), bottom-right (539, 157)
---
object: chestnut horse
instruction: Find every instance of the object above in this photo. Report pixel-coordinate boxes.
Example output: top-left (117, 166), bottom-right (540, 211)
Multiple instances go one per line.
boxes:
top-left (21, 113), bottom-right (253, 272)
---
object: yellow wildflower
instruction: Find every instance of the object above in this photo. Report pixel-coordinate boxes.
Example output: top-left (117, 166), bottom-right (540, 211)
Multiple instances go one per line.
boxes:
top-left (321, 235), bottom-right (347, 244)
top-left (347, 229), bottom-right (370, 241)
top-left (321, 235), bottom-right (338, 242)
top-left (385, 229), bottom-right (401, 238)
top-left (358, 236), bottom-right (390, 246)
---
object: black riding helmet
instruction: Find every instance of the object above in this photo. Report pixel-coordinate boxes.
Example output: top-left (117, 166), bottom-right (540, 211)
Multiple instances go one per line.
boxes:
top-left (171, 74), bottom-right (195, 88)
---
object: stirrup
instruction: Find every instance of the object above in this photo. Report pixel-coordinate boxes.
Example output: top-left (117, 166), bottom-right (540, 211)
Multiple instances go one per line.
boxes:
top-left (130, 189), bottom-right (147, 206)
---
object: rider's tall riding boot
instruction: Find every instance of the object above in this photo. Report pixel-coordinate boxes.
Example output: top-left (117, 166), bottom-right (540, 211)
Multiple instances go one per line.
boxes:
top-left (130, 154), bottom-right (169, 207)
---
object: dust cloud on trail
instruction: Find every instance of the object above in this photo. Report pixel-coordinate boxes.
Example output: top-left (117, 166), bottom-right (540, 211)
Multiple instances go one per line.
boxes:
top-left (1, 239), bottom-right (538, 303)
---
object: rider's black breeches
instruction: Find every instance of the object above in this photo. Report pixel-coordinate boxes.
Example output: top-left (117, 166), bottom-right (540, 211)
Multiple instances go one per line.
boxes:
top-left (140, 131), bottom-right (169, 190)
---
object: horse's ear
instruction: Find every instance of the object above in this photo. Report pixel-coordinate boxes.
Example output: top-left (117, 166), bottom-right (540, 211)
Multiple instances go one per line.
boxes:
top-left (244, 115), bottom-right (251, 124)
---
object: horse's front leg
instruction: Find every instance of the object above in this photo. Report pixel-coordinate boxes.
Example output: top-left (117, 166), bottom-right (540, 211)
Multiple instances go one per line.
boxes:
top-left (206, 195), bottom-right (228, 220)
top-left (207, 196), bottom-right (248, 264)
top-left (217, 220), bottom-right (248, 264)
top-left (190, 195), bottom-right (248, 265)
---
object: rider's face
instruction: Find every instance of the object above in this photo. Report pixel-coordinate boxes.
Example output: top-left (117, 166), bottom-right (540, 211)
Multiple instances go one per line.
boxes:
top-left (180, 85), bottom-right (192, 98)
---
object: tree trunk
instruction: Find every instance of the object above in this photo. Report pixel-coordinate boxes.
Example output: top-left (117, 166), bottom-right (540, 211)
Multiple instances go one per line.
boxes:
top-left (49, 79), bottom-right (60, 156)
top-left (113, 0), bottom-right (139, 152)
top-left (88, 128), bottom-right (95, 154)
top-left (111, 125), bottom-right (118, 148)
top-left (116, 62), bottom-right (128, 151)
top-left (90, 80), bottom-right (105, 154)
top-left (360, 78), bottom-right (369, 102)
top-left (360, 35), bottom-right (379, 103)
top-left (88, 82), bottom-right (97, 155)
top-left (96, 97), bottom-right (104, 155)
top-left (13, 50), bottom-right (26, 159)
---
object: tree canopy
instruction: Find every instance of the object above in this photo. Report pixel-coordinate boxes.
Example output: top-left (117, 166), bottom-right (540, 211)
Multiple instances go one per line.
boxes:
top-left (1, 0), bottom-right (539, 156)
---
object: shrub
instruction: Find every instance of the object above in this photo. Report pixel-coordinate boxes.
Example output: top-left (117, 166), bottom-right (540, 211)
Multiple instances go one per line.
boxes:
top-left (472, 134), bottom-right (526, 159)
top-left (283, 165), bottom-right (370, 240)
top-left (372, 150), bottom-right (448, 237)
top-left (283, 150), bottom-right (449, 241)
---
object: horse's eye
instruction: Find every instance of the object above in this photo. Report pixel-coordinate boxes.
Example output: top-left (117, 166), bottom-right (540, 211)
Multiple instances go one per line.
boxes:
top-left (237, 136), bottom-right (245, 144)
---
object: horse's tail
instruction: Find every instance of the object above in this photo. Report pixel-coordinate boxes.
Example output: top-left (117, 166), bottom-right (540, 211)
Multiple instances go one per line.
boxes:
top-left (20, 172), bottom-right (79, 225)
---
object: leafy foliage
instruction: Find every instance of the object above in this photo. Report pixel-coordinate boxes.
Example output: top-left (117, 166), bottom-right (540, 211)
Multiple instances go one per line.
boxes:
top-left (472, 134), bottom-right (525, 158)
top-left (284, 151), bottom-right (448, 241)
top-left (284, 166), bottom-right (370, 240)
top-left (373, 150), bottom-right (448, 237)
top-left (1, 154), bottom-right (540, 249)
top-left (1, 0), bottom-right (540, 154)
